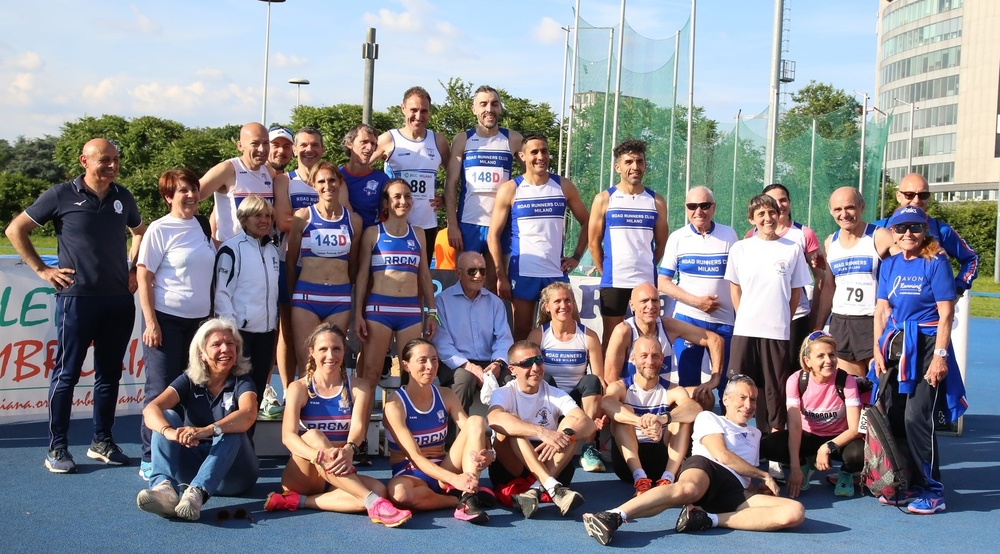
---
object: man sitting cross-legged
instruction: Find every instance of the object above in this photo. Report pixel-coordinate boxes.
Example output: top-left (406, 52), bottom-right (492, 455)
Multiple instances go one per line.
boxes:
top-left (602, 335), bottom-right (703, 497)
top-left (583, 374), bottom-right (804, 546)
top-left (487, 340), bottom-right (597, 519)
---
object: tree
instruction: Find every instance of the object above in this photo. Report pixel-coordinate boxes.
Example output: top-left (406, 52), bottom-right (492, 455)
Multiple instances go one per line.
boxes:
top-left (2, 136), bottom-right (65, 183)
top-left (0, 173), bottom-right (54, 234)
top-left (289, 104), bottom-right (396, 169)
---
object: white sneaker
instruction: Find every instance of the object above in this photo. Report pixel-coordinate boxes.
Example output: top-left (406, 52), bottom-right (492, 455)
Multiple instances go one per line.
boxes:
top-left (258, 385), bottom-right (284, 419)
top-left (175, 485), bottom-right (205, 521)
top-left (137, 481), bottom-right (179, 518)
top-left (768, 460), bottom-right (786, 483)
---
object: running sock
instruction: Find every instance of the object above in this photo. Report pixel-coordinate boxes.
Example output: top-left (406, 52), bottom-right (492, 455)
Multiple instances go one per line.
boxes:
top-left (363, 492), bottom-right (380, 510)
top-left (707, 513), bottom-right (719, 527)
top-left (542, 477), bottom-right (560, 495)
top-left (660, 471), bottom-right (676, 484)
top-left (632, 469), bottom-right (648, 481)
top-left (611, 508), bottom-right (627, 522)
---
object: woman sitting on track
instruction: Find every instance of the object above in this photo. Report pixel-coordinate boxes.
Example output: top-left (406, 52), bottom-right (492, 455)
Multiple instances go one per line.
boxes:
top-left (384, 338), bottom-right (496, 524)
top-left (137, 318), bottom-right (260, 521)
top-left (759, 331), bottom-right (864, 498)
top-left (526, 281), bottom-right (607, 472)
top-left (264, 323), bottom-right (412, 527)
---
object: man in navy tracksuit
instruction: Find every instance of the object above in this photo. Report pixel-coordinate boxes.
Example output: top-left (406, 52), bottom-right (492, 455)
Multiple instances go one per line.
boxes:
top-left (5, 138), bottom-right (146, 473)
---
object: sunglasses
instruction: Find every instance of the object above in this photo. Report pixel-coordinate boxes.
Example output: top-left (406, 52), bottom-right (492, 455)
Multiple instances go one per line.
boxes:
top-left (891, 223), bottom-right (925, 234)
top-left (806, 330), bottom-right (831, 342)
top-left (728, 373), bottom-right (756, 385)
top-left (899, 191), bottom-right (930, 201)
top-left (510, 355), bottom-right (544, 369)
top-left (686, 202), bottom-right (714, 211)
top-left (215, 507), bottom-right (254, 525)
top-left (463, 267), bottom-right (487, 277)
top-left (268, 125), bottom-right (291, 133)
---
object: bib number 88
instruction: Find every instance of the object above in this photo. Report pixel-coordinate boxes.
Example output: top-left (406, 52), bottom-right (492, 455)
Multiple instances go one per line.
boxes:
top-left (409, 179), bottom-right (427, 194)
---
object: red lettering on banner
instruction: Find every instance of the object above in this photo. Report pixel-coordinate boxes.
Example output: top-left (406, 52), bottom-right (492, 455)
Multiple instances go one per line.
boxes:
top-left (125, 338), bottom-right (144, 378)
top-left (12, 340), bottom-right (43, 382)
top-left (45, 339), bottom-right (56, 379)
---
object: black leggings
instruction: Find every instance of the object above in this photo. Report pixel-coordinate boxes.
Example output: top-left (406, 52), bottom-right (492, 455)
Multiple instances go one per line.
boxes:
top-left (759, 430), bottom-right (864, 473)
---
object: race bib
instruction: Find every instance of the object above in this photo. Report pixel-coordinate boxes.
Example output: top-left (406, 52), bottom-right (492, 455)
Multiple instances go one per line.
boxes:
top-left (464, 150), bottom-right (511, 194)
top-left (400, 169), bottom-right (436, 201)
top-left (310, 228), bottom-right (351, 257)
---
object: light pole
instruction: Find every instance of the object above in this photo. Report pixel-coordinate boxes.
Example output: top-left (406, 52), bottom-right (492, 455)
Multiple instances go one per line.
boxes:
top-left (894, 97), bottom-right (917, 174)
top-left (854, 90), bottom-right (869, 193)
top-left (288, 78), bottom-right (309, 107)
top-left (259, 0), bottom-right (286, 125)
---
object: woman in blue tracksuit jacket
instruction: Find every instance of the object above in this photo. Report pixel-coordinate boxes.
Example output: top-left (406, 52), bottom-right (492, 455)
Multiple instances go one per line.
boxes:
top-left (871, 206), bottom-right (967, 515)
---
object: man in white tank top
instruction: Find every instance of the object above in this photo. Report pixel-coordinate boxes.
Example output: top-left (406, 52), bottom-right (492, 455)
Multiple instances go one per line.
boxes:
top-left (588, 139), bottom-right (669, 350)
top-left (815, 187), bottom-right (892, 377)
top-left (445, 85), bottom-right (523, 293)
top-left (373, 86), bottom-right (450, 249)
top-left (198, 122), bottom-right (283, 243)
top-left (486, 134), bottom-right (591, 341)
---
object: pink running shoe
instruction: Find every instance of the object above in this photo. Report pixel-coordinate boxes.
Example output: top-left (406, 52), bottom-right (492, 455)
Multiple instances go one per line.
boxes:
top-left (368, 497), bottom-right (412, 527)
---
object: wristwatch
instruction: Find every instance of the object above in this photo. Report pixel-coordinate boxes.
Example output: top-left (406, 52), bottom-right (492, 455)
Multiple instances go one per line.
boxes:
top-left (826, 441), bottom-right (839, 455)
top-left (934, 348), bottom-right (948, 358)
top-left (212, 423), bottom-right (223, 437)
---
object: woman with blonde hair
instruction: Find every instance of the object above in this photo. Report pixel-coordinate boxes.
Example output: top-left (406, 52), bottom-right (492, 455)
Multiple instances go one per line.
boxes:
top-left (527, 281), bottom-right (606, 472)
top-left (137, 318), bottom-right (260, 521)
top-left (264, 323), bottom-right (412, 527)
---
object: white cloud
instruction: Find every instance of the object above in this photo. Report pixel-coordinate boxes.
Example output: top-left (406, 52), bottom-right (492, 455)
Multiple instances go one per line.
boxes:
top-left (82, 77), bottom-right (122, 102)
top-left (97, 5), bottom-right (161, 35)
top-left (4, 73), bottom-right (35, 105)
top-left (1, 51), bottom-right (44, 71)
top-left (194, 68), bottom-right (224, 79)
top-left (362, 0), bottom-right (464, 56)
top-left (130, 81), bottom-right (207, 110)
top-left (271, 53), bottom-right (307, 68)
top-left (533, 17), bottom-right (564, 45)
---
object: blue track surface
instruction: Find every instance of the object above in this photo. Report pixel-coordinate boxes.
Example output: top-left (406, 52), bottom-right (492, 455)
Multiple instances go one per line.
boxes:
top-left (2, 319), bottom-right (998, 552)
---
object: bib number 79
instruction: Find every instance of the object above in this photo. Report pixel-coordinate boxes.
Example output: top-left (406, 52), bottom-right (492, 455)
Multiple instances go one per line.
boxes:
top-left (845, 287), bottom-right (864, 302)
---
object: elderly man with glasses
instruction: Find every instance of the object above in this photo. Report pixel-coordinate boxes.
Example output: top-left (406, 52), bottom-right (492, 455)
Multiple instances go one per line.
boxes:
top-left (433, 251), bottom-right (515, 415)
top-left (657, 186), bottom-right (737, 408)
top-left (487, 340), bottom-right (597, 519)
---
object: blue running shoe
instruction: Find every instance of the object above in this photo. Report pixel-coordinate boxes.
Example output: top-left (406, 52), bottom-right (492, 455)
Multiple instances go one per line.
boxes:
top-left (45, 448), bottom-right (77, 474)
top-left (907, 493), bottom-right (945, 515)
top-left (878, 487), bottom-right (923, 506)
top-left (139, 461), bottom-right (153, 481)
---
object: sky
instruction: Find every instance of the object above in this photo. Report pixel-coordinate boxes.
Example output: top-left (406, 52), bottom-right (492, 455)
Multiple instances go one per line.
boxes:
top-left (0, 0), bottom-right (880, 141)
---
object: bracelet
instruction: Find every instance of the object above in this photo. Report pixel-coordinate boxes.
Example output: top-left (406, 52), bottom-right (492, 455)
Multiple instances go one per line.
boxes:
top-left (349, 442), bottom-right (360, 456)
top-left (571, 252), bottom-right (583, 262)
top-left (160, 425), bottom-right (172, 436)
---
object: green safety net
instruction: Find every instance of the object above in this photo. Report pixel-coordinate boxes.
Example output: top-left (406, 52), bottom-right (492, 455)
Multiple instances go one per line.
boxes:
top-left (563, 14), bottom-right (892, 271)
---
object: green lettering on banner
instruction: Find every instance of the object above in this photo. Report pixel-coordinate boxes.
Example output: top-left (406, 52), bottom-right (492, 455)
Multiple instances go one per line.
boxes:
top-left (21, 287), bottom-right (55, 327)
top-left (0, 287), bottom-right (18, 327)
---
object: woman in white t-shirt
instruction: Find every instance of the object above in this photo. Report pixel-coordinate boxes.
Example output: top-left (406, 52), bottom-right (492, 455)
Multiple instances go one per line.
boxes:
top-left (137, 168), bottom-right (217, 479)
top-left (760, 331), bottom-right (864, 498)
top-left (759, 331), bottom-right (863, 498)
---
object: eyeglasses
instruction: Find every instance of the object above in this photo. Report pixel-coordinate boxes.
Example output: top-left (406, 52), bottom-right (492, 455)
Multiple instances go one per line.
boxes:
top-left (215, 507), bottom-right (254, 525)
top-left (268, 125), bottom-right (292, 134)
top-left (462, 267), bottom-right (487, 277)
top-left (891, 223), bottom-right (925, 234)
top-left (728, 373), bottom-right (755, 384)
top-left (899, 191), bottom-right (930, 201)
top-left (510, 355), bottom-right (544, 369)
top-left (685, 202), bottom-right (715, 211)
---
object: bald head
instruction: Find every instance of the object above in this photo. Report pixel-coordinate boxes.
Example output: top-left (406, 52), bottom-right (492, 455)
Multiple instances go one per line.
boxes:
top-left (629, 282), bottom-right (661, 323)
top-left (238, 122), bottom-right (270, 170)
top-left (79, 138), bottom-right (120, 186)
top-left (897, 172), bottom-right (930, 209)
top-left (686, 186), bottom-right (715, 203)
top-left (828, 186), bottom-right (865, 231)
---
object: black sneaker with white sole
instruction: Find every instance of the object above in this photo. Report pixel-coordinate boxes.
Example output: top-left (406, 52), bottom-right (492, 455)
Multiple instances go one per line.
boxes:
top-left (675, 505), bottom-right (713, 533)
top-left (583, 511), bottom-right (623, 546)
top-left (87, 439), bottom-right (130, 466)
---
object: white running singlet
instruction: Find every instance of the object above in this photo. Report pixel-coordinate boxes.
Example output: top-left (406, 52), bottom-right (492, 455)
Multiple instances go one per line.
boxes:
top-left (459, 129), bottom-right (514, 227)
top-left (539, 322), bottom-right (590, 392)
top-left (509, 174), bottom-right (566, 279)
top-left (828, 223), bottom-right (880, 316)
top-left (659, 222), bottom-right (737, 325)
top-left (214, 158), bottom-right (274, 242)
top-left (600, 186), bottom-right (659, 289)
top-left (385, 129), bottom-right (443, 230)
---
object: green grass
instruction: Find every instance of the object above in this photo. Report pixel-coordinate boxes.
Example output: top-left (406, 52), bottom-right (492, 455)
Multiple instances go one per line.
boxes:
top-left (0, 236), bottom-right (58, 255)
top-left (970, 278), bottom-right (1000, 319)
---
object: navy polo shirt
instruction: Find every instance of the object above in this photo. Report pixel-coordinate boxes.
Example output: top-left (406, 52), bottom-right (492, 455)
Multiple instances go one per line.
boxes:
top-left (24, 175), bottom-right (142, 296)
top-left (168, 372), bottom-right (256, 430)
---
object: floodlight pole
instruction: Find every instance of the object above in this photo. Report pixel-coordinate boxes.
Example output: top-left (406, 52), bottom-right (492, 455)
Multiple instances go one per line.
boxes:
top-left (764, 0), bottom-right (784, 185)
top-left (684, 0), bottom-right (696, 192)
top-left (362, 28), bottom-right (379, 126)
top-left (855, 90), bottom-right (869, 194)
top-left (558, 26), bottom-right (570, 175)
top-left (565, 0), bottom-right (582, 177)
top-left (731, 109), bottom-right (741, 228)
top-left (667, 29), bottom-right (680, 208)
top-left (601, 27), bottom-right (614, 188)
top-left (259, 0), bottom-right (287, 125)
top-left (609, 0), bottom-right (627, 172)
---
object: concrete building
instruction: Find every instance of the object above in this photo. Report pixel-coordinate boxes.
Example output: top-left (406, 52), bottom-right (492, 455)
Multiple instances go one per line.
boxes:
top-left (876, 0), bottom-right (1000, 201)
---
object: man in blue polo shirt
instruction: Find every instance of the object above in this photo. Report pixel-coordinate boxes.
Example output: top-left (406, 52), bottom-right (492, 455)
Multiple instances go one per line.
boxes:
top-left (6, 138), bottom-right (146, 474)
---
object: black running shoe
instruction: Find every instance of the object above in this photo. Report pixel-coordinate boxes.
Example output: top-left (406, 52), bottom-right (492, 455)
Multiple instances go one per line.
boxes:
top-left (675, 505), bottom-right (713, 533)
top-left (454, 492), bottom-right (489, 524)
top-left (513, 488), bottom-right (540, 519)
top-left (583, 511), bottom-right (623, 546)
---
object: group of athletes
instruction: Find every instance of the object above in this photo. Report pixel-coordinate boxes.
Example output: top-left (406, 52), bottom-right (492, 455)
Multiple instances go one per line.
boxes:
top-left (8, 83), bottom-right (976, 539)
